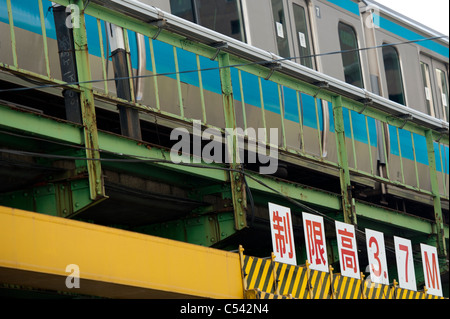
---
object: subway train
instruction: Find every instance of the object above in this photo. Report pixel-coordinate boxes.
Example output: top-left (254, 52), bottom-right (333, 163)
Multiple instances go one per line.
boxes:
top-left (0, 0), bottom-right (448, 214)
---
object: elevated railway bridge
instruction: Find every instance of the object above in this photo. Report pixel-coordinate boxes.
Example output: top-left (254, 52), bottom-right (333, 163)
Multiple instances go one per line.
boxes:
top-left (0, 0), bottom-right (448, 299)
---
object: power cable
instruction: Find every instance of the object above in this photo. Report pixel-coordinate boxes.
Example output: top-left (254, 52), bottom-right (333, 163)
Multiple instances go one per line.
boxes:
top-left (0, 35), bottom-right (447, 94)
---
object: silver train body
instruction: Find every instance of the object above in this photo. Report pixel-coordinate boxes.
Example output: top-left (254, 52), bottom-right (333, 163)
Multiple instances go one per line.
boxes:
top-left (0, 0), bottom-right (448, 210)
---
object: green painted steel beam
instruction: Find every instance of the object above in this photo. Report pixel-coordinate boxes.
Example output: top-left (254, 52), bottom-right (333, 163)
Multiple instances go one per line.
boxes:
top-left (96, 131), bottom-right (230, 182)
top-left (243, 171), bottom-right (342, 211)
top-left (71, 0), bottom-right (105, 202)
top-left (2, 104), bottom-right (447, 239)
top-left (355, 200), bottom-right (449, 238)
top-left (134, 212), bottom-right (236, 247)
top-left (218, 52), bottom-right (248, 231)
top-left (0, 179), bottom-right (100, 218)
top-left (425, 129), bottom-right (447, 256)
top-left (332, 95), bottom-right (356, 225)
top-left (0, 105), bottom-right (83, 144)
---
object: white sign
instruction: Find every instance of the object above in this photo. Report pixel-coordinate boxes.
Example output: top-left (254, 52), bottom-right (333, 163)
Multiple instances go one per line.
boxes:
top-left (424, 87), bottom-right (431, 101)
top-left (366, 229), bottom-right (389, 285)
top-left (276, 22), bottom-right (284, 38)
top-left (298, 32), bottom-right (307, 48)
top-left (420, 244), bottom-right (443, 297)
top-left (393, 237), bottom-right (417, 291)
top-left (268, 203), bottom-right (297, 266)
top-left (335, 221), bottom-right (360, 279)
top-left (302, 212), bottom-right (328, 272)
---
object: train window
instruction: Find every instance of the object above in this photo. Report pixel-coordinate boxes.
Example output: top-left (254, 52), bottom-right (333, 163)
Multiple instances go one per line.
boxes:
top-left (292, 3), bottom-right (313, 69)
top-left (338, 22), bottom-right (364, 88)
top-left (420, 62), bottom-right (435, 116)
top-left (436, 68), bottom-right (449, 122)
top-left (170, 0), bottom-right (196, 23)
top-left (382, 45), bottom-right (406, 105)
top-left (170, 0), bottom-right (246, 42)
top-left (271, 0), bottom-right (291, 58)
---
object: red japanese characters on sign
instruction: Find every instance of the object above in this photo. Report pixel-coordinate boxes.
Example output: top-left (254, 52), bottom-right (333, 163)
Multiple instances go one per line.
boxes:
top-left (268, 203), bottom-right (297, 266)
top-left (302, 212), bottom-right (328, 272)
top-left (335, 221), bottom-right (360, 279)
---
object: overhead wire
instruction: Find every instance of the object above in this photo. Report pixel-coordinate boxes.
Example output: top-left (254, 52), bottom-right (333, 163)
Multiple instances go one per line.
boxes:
top-left (0, 35), bottom-right (447, 94)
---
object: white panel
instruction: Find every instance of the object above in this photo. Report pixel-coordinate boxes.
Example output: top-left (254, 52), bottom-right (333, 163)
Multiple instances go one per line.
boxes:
top-left (302, 212), bottom-right (328, 272)
top-left (268, 203), bottom-right (297, 266)
top-left (365, 229), bottom-right (389, 285)
top-left (420, 244), bottom-right (443, 297)
top-left (393, 236), bottom-right (417, 291)
top-left (335, 221), bottom-right (360, 279)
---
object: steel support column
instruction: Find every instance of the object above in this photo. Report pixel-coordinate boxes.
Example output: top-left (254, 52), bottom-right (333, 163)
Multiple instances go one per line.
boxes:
top-left (71, 1), bottom-right (105, 201)
top-left (425, 129), bottom-right (447, 257)
top-left (218, 53), bottom-right (247, 231)
top-left (332, 96), bottom-right (356, 225)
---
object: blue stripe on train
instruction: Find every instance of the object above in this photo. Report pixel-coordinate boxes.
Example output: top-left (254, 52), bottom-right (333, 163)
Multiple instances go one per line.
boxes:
top-left (3, 1), bottom-right (449, 174)
top-left (326, 0), bottom-right (361, 16)
top-left (374, 15), bottom-right (449, 59)
top-left (0, 0), bottom-right (57, 39)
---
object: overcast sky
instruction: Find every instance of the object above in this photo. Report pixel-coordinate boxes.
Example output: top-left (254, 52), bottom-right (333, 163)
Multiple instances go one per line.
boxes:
top-left (374, 0), bottom-right (449, 36)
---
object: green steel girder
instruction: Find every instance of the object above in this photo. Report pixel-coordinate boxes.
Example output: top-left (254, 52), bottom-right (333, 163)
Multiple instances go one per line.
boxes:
top-left (332, 95), bottom-right (356, 225)
top-left (425, 129), bottom-right (447, 257)
top-left (0, 104), bottom-right (448, 241)
top-left (71, 0), bottom-right (105, 202)
top-left (134, 212), bottom-right (236, 247)
top-left (218, 52), bottom-right (248, 231)
top-left (355, 201), bottom-right (449, 238)
top-left (0, 179), bottom-right (100, 218)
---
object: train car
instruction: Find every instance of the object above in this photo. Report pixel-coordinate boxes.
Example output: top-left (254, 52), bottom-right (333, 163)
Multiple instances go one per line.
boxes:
top-left (0, 0), bottom-right (448, 215)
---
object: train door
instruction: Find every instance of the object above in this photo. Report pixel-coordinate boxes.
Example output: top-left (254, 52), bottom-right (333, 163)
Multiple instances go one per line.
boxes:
top-left (430, 59), bottom-right (449, 197)
top-left (430, 59), bottom-right (449, 123)
top-left (286, 0), bottom-right (315, 70)
top-left (281, 0), bottom-right (329, 159)
top-left (270, 0), bottom-right (293, 59)
top-left (419, 54), bottom-right (438, 117)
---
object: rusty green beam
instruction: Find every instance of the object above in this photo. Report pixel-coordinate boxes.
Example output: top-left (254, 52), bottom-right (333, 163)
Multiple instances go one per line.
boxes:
top-left (218, 53), bottom-right (247, 230)
top-left (332, 96), bottom-right (355, 225)
top-left (71, 0), bottom-right (105, 201)
top-left (425, 129), bottom-right (447, 257)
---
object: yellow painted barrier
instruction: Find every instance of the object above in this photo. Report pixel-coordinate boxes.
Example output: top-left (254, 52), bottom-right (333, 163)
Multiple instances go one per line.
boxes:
top-left (239, 248), bottom-right (446, 300)
top-left (0, 206), bottom-right (243, 299)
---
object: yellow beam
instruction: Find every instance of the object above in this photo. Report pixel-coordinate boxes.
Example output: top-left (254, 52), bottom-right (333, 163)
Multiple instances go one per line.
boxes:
top-left (0, 206), bottom-right (244, 299)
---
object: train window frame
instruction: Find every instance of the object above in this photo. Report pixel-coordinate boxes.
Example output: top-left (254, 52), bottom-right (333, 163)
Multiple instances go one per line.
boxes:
top-left (420, 61), bottom-right (436, 117)
top-left (436, 68), bottom-right (449, 122)
top-left (382, 44), bottom-right (406, 106)
top-left (337, 21), bottom-right (364, 89)
top-left (169, 0), bottom-right (247, 42)
top-left (291, 1), bottom-right (314, 69)
top-left (271, 0), bottom-right (291, 58)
